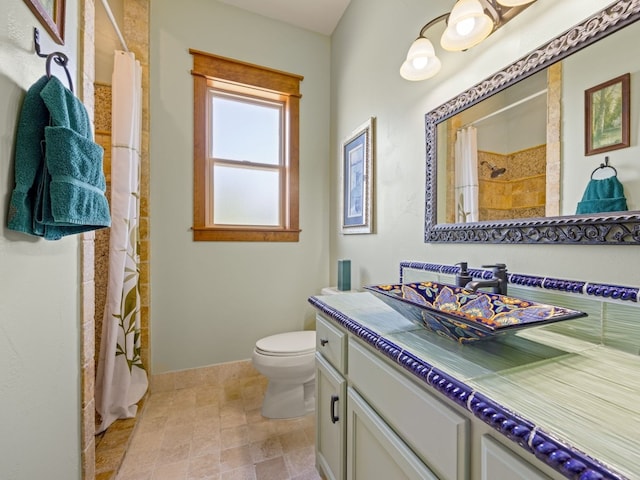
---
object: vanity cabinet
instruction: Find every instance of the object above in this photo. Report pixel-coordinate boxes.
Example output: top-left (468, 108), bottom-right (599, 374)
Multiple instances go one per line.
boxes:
top-left (315, 311), bottom-right (568, 480)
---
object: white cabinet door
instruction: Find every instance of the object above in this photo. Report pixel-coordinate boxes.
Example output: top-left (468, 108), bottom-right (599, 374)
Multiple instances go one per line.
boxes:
top-left (348, 338), bottom-right (469, 480)
top-left (347, 388), bottom-right (438, 480)
top-left (316, 353), bottom-right (346, 480)
top-left (481, 435), bottom-right (551, 480)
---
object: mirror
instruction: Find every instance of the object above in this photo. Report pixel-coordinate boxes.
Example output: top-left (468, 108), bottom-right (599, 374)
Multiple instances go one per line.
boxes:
top-left (425, 0), bottom-right (640, 244)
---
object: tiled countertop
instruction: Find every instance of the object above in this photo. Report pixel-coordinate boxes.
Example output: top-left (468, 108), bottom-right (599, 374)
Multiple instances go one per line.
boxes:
top-left (310, 292), bottom-right (640, 480)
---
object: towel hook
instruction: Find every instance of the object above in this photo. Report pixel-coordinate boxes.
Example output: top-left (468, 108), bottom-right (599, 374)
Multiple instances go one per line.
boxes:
top-left (33, 28), bottom-right (74, 94)
top-left (590, 156), bottom-right (617, 179)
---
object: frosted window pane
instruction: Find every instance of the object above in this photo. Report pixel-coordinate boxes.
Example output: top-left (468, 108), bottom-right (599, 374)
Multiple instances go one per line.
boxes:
top-left (213, 165), bottom-right (280, 226)
top-left (211, 95), bottom-right (281, 165)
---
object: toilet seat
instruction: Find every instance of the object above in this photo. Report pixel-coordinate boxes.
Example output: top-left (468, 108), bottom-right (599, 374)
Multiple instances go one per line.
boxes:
top-left (255, 331), bottom-right (316, 357)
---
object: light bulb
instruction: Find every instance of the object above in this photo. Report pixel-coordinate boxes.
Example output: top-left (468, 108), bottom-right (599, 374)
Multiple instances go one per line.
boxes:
top-left (405, 37), bottom-right (436, 70)
top-left (411, 56), bottom-right (430, 70)
top-left (456, 17), bottom-right (476, 36)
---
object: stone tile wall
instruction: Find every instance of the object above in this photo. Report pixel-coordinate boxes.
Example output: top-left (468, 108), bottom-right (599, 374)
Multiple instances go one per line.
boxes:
top-left (478, 145), bottom-right (547, 220)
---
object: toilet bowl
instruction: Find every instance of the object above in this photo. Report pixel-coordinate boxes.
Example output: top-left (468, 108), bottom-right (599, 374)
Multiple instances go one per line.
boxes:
top-left (252, 330), bottom-right (316, 419)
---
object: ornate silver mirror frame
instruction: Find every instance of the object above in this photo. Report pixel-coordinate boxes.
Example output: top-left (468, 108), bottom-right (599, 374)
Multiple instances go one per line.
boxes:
top-left (425, 0), bottom-right (640, 244)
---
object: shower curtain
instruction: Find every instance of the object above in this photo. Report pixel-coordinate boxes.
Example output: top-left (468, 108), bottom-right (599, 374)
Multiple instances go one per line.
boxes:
top-left (454, 126), bottom-right (479, 223)
top-left (96, 51), bottom-right (147, 433)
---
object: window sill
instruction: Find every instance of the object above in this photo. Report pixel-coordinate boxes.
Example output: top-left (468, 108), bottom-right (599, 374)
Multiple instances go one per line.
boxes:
top-left (192, 227), bottom-right (301, 242)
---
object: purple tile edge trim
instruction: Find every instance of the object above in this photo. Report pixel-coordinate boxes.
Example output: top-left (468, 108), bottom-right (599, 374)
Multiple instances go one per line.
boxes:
top-left (308, 296), bottom-right (629, 480)
top-left (399, 261), bottom-right (639, 303)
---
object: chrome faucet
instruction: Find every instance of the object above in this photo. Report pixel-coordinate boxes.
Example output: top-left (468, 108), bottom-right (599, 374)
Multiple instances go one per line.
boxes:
top-left (464, 264), bottom-right (508, 295)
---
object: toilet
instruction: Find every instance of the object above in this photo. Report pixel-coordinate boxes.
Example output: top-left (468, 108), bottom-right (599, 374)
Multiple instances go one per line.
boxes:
top-left (252, 330), bottom-right (316, 419)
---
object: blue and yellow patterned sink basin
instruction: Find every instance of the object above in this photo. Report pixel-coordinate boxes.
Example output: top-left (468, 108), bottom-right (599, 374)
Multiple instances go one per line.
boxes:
top-left (363, 282), bottom-right (587, 344)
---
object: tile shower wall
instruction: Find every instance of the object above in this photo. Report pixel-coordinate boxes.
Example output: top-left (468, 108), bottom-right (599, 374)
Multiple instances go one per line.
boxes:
top-left (400, 262), bottom-right (640, 356)
top-left (94, 83), bottom-right (111, 369)
top-left (478, 145), bottom-right (547, 221)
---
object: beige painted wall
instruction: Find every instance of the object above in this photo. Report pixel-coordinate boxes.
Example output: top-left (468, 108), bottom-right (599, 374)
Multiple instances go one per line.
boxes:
top-left (329, 0), bottom-right (640, 290)
top-left (150, 1), bottom-right (331, 371)
top-left (0, 1), bottom-right (83, 478)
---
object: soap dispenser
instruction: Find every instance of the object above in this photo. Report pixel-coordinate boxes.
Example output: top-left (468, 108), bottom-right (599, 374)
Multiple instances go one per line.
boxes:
top-left (455, 262), bottom-right (472, 288)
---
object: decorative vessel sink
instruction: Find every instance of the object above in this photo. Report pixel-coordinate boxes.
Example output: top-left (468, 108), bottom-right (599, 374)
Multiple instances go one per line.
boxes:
top-left (363, 282), bottom-right (587, 344)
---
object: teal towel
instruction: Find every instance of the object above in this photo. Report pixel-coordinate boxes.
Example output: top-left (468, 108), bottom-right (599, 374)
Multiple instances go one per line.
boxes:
top-left (576, 176), bottom-right (628, 215)
top-left (40, 77), bottom-right (110, 234)
top-left (7, 76), bottom-right (49, 235)
top-left (7, 76), bottom-right (110, 240)
top-left (45, 127), bottom-right (109, 226)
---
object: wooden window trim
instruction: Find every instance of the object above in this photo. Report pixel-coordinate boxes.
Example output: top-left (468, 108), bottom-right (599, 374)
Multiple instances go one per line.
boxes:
top-left (191, 50), bottom-right (302, 242)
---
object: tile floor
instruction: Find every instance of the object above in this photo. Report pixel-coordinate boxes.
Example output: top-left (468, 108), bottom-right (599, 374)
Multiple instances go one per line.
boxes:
top-left (96, 414), bottom-right (140, 479)
top-left (114, 369), bottom-right (322, 480)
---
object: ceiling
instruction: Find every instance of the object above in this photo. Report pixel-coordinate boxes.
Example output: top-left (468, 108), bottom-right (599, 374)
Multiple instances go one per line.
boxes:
top-left (217, 0), bottom-right (352, 35)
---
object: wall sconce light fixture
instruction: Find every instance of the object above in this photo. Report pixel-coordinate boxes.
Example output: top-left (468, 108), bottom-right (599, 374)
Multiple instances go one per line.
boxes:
top-left (400, 0), bottom-right (536, 81)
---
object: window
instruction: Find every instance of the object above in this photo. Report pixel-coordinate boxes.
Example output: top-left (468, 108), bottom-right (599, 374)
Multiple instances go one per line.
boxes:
top-left (190, 49), bottom-right (303, 241)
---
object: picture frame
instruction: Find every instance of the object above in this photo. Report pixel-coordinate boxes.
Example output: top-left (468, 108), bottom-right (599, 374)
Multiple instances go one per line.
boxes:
top-left (23, 0), bottom-right (65, 45)
top-left (341, 117), bottom-right (375, 234)
top-left (585, 73), bottom-right (630, 156)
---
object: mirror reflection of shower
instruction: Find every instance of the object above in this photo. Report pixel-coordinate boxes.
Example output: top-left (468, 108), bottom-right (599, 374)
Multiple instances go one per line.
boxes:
top-left (481, 161), bottom-right (507, 178)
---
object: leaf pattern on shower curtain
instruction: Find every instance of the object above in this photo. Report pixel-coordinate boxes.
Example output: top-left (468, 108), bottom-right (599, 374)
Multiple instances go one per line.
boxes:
top-left (457, 192), bottom-right (471, 223)
top-left (114, 208), bottom-right (144, 373)
top-left (114, 290), bottom-right (142, 371)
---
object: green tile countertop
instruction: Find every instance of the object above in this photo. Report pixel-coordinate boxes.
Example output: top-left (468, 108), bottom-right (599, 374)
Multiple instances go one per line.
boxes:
top-left (312, 292), bottom-right (640, 480)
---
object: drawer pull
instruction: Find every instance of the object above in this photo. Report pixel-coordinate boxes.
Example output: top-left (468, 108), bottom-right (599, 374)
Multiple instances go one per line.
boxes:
top-left (320, 338), bottom-right (329, 347)
top-left (330, 395), bottom-right (340, 423)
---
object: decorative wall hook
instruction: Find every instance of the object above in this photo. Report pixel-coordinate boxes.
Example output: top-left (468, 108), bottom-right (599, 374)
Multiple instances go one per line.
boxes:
top-left (33, 27), bottom-right (74, 93)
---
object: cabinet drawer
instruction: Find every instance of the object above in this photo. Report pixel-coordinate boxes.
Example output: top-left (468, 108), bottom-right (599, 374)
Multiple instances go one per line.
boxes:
top-left (348, 339), bottom-right (469, 480)
top-left (316, 314), bottom-right (347, 374)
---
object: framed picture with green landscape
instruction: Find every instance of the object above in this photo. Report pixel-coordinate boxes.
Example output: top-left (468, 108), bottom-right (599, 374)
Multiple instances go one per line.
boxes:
top-left (585, 73), bottom-right (630, 156)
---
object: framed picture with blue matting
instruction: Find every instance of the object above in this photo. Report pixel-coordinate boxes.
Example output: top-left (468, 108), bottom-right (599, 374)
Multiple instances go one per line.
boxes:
top-left (341, 117), bottom-right (375, 234)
